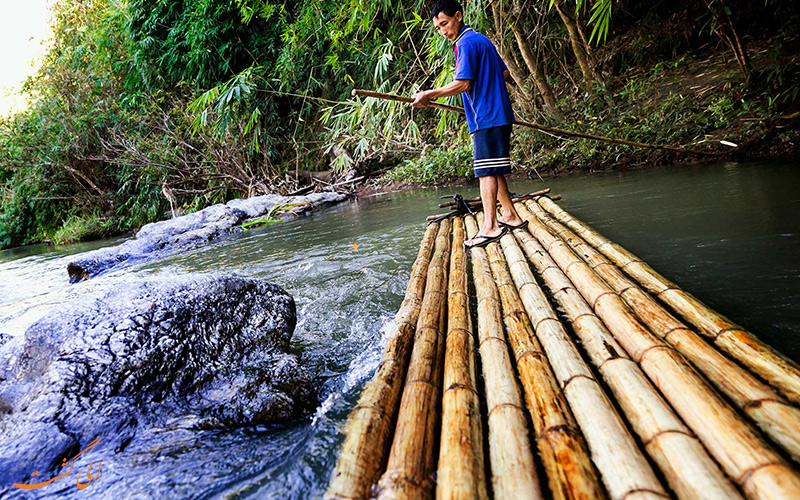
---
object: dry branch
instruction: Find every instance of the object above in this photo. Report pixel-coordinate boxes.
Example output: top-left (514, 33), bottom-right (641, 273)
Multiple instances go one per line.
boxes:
top-left (352, 90), bottom-right (721, 157)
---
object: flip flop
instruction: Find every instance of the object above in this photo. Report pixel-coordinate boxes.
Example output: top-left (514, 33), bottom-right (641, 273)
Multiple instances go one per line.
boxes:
top-left (499, 220), bottom-right (529, 231)
top-left (464, 228), bottom-right (508, 249)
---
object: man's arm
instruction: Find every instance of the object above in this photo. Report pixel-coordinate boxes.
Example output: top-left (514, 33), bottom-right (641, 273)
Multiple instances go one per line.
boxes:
top-left (411, 79), bottom-right (471, 108)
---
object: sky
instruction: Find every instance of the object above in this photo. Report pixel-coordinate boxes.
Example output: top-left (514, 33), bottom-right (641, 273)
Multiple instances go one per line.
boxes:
top-left (0, 0), bottom-right (53, 117)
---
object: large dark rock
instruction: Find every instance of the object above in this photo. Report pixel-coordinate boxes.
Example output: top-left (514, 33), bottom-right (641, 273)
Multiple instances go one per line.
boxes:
top-left (67, 192), bottom-right (347, 283)
top-left (0, 275), bottom-right (316, 490)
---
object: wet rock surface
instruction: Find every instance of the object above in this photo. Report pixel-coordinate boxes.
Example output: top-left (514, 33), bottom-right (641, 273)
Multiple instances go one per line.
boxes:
top-left (67, 192), bottom-right (347, 283)
top-left (0, 274), bottom-right (316, 494)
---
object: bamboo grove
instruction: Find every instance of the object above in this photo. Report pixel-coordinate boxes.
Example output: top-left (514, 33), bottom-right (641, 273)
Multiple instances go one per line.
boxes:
top-left (1, 0), bottom-right (799, 248)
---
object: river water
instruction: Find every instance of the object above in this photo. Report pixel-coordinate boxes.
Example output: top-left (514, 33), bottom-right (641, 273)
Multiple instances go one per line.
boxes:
top-left (0, 160), bottom-right (798, 498)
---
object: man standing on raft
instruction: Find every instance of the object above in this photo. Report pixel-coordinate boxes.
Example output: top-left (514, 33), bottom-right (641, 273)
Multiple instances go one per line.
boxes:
top-left (412, 0), bottom-right (526, 248)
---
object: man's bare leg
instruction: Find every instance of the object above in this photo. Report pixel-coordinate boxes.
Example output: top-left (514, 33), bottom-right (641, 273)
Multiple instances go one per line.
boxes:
top-left (479, 175), bottom-right (502, 236)
top-left (464, 175), bottom-right (503, 247)
top-left (496, 175), bottom-right (523, 226)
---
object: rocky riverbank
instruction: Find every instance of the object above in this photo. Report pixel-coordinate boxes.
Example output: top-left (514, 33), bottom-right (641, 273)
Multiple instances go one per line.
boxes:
top-left (66, 192), bottom-right (346, 283)
top-left (0, 274), bottom-right (316, 496)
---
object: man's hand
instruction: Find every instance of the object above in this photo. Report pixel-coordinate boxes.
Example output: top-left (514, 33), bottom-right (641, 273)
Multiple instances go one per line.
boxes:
top-left (411, 90), bottom-right (431, 108)
top-left (411, 80), bottom-right (469, 108)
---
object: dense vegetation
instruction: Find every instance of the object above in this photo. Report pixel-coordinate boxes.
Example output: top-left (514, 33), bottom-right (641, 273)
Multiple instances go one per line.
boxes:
top-left (1, 0), bottom-right (798, 248)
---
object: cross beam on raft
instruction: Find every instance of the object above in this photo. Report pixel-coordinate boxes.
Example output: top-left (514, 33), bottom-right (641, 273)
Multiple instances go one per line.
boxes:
top-left (326, 195), bottom-right (800, 500)
top-left (426, 190), bottom-right (560, 222)
top-left (352, 89), bottom-right (723, 157)
top-left (438, 188), bottom-right (552, 209)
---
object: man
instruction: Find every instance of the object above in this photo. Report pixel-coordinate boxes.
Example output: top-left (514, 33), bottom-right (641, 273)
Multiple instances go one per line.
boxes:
top-left (412, 0), bottom-right (526, 248)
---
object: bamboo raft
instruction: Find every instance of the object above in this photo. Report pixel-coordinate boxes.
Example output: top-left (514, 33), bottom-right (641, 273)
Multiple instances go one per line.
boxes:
top-left (325, 193), bottom-right (800, 500)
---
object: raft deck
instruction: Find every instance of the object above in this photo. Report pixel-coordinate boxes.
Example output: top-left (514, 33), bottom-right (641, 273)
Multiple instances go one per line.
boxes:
top-left (325, 195), bottom-right (800, 500)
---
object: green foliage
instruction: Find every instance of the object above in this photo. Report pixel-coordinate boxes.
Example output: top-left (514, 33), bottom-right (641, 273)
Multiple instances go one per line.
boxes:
top-left (551, 0), bottom-right (613, 44)
top-left (755, 31), bottom-right (800, 115)
top-left (51, 213), bottom-right (110, 245)
top-left (0, 0), bottom-right (255, 248)
top-left (2, 0), bottom-right (799, 249)
top-left (707, 95), bottom-right (735, 127)
top-left (383, 141), bottom-right (473, 184)
top-left (0, 0), bottom-right (123, 248)
top-left (241, 217), bottom-right (283, 229)
top-left (124, 0), bottom-right (282, 91)
top-left (0, 176), bottom-right (60, 248)
top-left (187, 65), bottom-right (264, 151)
top-left (241, 201), bottom-right (307, 228)
top-left (585, 0), bottom-right (613, 44)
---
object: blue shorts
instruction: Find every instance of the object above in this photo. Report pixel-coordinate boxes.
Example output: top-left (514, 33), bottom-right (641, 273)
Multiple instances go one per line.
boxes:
top-left (472, 124), bottom-right (512, 178)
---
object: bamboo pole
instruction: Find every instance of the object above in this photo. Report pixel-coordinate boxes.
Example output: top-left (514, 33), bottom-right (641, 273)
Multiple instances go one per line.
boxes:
top-left (511, 202), bottom-right (740, 500)
top-left (376, 219), bottom-right (451, 500)
top-left (352, 89), bottom-right (721, 157)
top-left (535, 196), bottom-right (800, 406)
top-left (437, 217), bottom-right (488, 500)
top-left (491, 212), bottom-right (670, 500)
top-left (463, 215), bottom-right (544, 500)
top-left (475, 212), bottom-right (605, 500)
top-left (325, 223), bottom-right (438, 500)
top-left (527, 201), bottom-right (800, 463)
top-left (518, 200), bottom-right (800, 500)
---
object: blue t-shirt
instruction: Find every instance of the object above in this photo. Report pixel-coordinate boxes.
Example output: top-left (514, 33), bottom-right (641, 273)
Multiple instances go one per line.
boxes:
top-left (454, 25), bottom-right (514, 133)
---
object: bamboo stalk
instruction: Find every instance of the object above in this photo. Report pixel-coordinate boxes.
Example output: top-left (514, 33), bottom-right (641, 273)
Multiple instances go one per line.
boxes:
top-left (535, 196), bottom-right (800, 406)
top-left (491, 212), bottom-right (670, 500)
top-left (519, 200), bottom-right (800, 500)
top-left (376, 219), bottom-right (452, 500)
top-left (463, 215), bottom-right (544, 500)
top-left (475, 212), bottom-right (605, 500)
top-left (325, 223), bottom-right (439, 500)
top-left (513, 203), bottom-right (746, 500)
top-left (352, 90), bottom-right (721, 157)
top-left (437, 217), bottom-right (488, 500)
top-left (527, 201), bottom-right (800, 463)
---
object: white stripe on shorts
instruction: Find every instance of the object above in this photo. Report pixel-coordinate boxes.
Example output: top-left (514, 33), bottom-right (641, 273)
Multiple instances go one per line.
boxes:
top-left (474, 156), bottom-right (510, 165)
top-left (474, 159), bottom-right (511, 169)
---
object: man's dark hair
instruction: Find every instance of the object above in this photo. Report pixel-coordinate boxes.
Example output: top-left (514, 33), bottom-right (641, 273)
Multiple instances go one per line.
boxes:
top-left (431, 0), bottom-right (463, 19)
